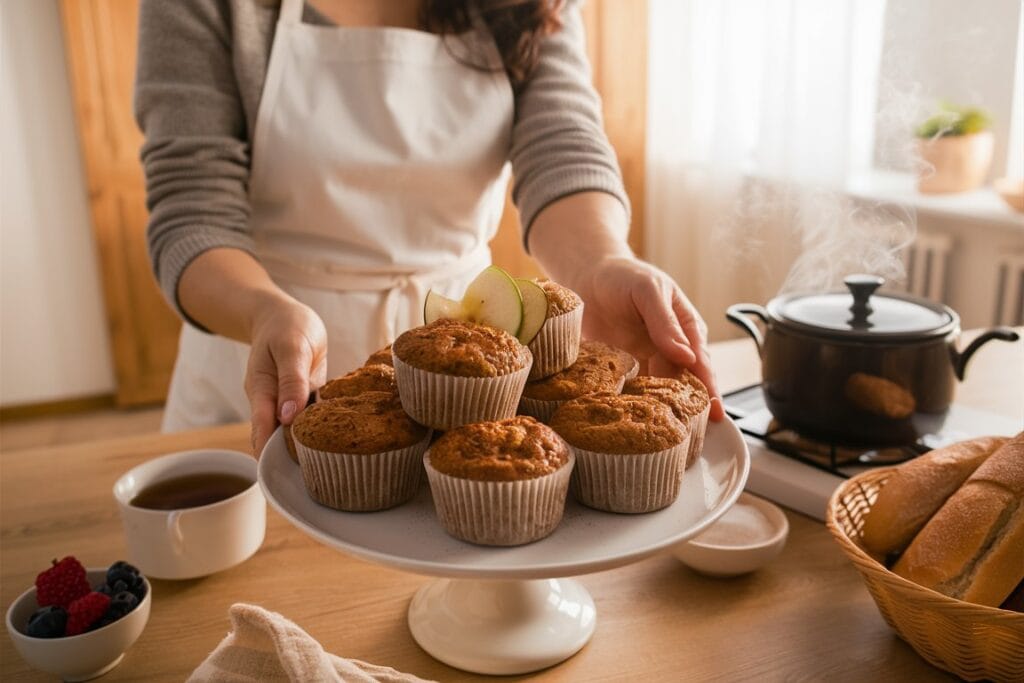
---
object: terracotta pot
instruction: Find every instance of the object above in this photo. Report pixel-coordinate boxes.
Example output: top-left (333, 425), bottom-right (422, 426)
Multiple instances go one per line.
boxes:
top-left (726, 275), bottom-right (1019, 445)
top-left (917, 131), bottom-right (993, 194)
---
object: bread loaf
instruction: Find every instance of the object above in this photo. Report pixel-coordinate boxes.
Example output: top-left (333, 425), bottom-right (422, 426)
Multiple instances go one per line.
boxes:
top-left (860, 436), bottom-right (1007, 556)
top-left (893, 434), bottom-right (1024, 607)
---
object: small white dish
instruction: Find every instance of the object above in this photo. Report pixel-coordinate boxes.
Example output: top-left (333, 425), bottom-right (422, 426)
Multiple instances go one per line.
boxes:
top-left (672, 492), bottom-right (788, 577)
top-left (5, 568), bottom-right (151, 681)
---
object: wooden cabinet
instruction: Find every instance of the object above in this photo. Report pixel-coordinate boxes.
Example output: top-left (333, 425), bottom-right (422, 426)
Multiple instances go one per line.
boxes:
top-left (60, 0), bottom-right (646, 406)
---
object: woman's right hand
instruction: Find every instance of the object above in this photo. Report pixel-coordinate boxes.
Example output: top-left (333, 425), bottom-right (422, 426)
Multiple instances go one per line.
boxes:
top-left (245, 297), bottom-right (328, 456)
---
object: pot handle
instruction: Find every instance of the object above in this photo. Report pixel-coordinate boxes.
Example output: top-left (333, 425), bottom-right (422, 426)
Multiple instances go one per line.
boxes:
top-left (951, 327), bottom-right (1021, 381)
top-left (726, 304), bottom-right (769, 355)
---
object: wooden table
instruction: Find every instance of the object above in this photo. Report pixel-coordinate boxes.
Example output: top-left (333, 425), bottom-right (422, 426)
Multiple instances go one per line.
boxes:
top-left (3, 331), bottom-right (1021, 681)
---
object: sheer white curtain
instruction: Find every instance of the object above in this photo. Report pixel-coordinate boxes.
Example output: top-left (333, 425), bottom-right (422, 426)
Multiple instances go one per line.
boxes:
top-left (645, 0), bottom-right (888, 340)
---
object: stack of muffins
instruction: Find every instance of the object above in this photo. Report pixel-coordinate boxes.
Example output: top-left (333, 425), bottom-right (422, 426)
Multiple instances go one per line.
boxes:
top-left (287, 277), bottom-right (711, 546)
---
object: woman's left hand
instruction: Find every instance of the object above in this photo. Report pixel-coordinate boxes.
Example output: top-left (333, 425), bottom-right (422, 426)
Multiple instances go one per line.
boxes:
top-left (581, 256), bottom-right (724, 420)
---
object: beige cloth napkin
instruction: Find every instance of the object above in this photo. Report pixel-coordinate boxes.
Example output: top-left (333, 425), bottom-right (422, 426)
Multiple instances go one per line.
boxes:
top-left (188, 603), bottom-right (436, 683)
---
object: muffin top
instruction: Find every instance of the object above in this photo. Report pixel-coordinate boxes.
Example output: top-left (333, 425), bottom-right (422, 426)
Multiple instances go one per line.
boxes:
top-left (579, 340), bottom-right (638, 379)
top-left (292, 392), bottom-right (427, 454)
top-left (393, 318), bottom-right (530, 377)
top-left (364, 344), bottom-right (393, 368)
top-left (550, 392), bottom-right (688, 454)
top-left (522, 354), bottom-right (624, 401)
top-left (539, 280), bottom-right (583, 317)
top-left (319, 364), bottom-right (396, 400)
top-left (428, 416), bottom-right (570, 481)
top-left (622, 373), bottom-right (709, 421)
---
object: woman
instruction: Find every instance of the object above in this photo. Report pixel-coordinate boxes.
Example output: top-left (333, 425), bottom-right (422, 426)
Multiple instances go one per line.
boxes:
top-left (136, 0), bottom-right (722, 454)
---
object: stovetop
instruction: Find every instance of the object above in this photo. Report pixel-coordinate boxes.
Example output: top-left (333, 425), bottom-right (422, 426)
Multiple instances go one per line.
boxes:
top-left (723, 384), bottom-right (1021, 520)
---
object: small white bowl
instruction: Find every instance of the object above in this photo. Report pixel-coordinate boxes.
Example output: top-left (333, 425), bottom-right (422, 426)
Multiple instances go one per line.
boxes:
top-left (5, 568), bottom-right (151, 681)
top-left (673, 493), bottom-right (789, 577)
top-left (993, 177), bottom-right (1024, 212)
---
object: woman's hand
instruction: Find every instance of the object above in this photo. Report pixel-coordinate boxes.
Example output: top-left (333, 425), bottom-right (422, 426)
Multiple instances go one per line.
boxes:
top-left (245, 298), bottom-right (328, 456)
top-left (581, 256), bottom-right (724, 420)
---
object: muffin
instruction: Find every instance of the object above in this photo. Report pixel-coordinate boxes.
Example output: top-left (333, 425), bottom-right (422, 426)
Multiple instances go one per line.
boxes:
top-left (623, 373), bottom-right (710, 470)
top-left (424, 416), bottom-right (574, 546)
top-left (519, 353), bottom-right (626, 423)
top-left (392, 318), bottom-right (532, 430)
top-left (549, 392), bottom-right (690, 513)
top-left (291, 392), bottom-right (430, 511)
top-left (364, 344), bottom-right (393, 368)
top-left (527, 280), bottom-right (584, 380)
top-left (579, 340), bottom-right (639, 382)
top-left (318, 364), bottom-right (397, 400)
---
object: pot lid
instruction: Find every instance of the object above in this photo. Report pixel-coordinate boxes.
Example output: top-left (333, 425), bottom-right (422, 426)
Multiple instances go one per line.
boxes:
top-left (767, 274), bottom-right (957, 341)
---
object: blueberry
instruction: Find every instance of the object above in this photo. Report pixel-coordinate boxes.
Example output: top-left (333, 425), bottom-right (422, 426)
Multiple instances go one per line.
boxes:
top-left (112, 591), bottom-right (139, 610)
top-left (26, 606), bottom-right (67, 638)
top-left (110, 579), bottom-right (128, 594)
top-left (106, 561), bottom-right (140, 587)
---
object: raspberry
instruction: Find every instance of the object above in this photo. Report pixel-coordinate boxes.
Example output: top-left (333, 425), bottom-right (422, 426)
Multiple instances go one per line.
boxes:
top-left (65, 592), bottom-right (111, 636)
top-left (35, 557), bottom-right (90, 609)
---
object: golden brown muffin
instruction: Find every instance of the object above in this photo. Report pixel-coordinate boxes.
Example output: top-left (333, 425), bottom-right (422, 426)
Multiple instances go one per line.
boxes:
top-left (291, 392), bottom-right (426, 454)
top-left (364, 344), bottom-right (393, 368)
top-left (522, 354), bottom-right (623, 402)
top-left (550, 392), bottom-right (687, 454)
top-left (539, 280), bottom-right (583, 316)
top-left (579, 340), bottom-right (638, 380)
top-left (319, 364), bottom-right (396, 400)
top-left (429, 416), bottom-right (570, 482)
top-left (623, 374), bottom-right (708, 423)
top-left (393, 318), bottom-right (530, 377)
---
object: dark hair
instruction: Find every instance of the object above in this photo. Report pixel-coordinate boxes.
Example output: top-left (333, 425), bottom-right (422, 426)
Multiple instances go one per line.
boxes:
top-left (422, 1), bottom-right (565, 88)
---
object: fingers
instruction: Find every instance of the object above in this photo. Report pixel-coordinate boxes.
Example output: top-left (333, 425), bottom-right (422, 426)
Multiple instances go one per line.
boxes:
top-left (634, 280), bottom-right (697, 367)
top-left (246, 360), bottom-right (279, 457)
top-left (271, 338), bottom-right (313, 427)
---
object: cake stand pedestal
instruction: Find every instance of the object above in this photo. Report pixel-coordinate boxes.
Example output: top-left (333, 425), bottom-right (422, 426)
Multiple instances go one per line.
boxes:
top-left (259, 419), bottom-right (749, 675)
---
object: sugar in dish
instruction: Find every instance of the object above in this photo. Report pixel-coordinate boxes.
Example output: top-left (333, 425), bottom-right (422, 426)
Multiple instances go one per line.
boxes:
top-left (693, 501), bottom-right (777, 547)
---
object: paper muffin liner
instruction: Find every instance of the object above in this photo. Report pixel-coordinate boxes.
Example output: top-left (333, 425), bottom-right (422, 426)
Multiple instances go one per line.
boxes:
top-left (295, 430), bottom-right (431, 512)
top-left (423, 451), bottom-right (575, 546)
top-left (684, 402), bottom-right (711, 470)
top-left (392, 351), bottom-right (532, 431)
top-left (623, 358), bottom-right (640, 382)
top-left (528, 305), bottom-right (584, 380)
top-left (568, 437), bottom-right (689, 513)
top-left (519, 375), bottom-right (626, 424)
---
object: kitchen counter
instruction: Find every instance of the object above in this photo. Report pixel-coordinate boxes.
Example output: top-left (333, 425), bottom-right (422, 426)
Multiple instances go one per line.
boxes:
top-left (2, 330), bottom-right (1020, 681)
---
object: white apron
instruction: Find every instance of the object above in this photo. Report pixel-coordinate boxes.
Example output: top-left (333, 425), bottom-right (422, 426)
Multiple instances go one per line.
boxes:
top-left (162, 0), bottom-right (513, 431)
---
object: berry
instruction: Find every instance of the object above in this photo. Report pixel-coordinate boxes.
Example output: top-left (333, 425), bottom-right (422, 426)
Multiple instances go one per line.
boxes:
top-left (112, 591), bottom-right (139, 611)
top-left (35, 557), bottom-right (90, 609)
top-left (105, 561), bottom-right (140, 587)
top-left (25, 606), bottom-right (67, 638)
top-left (64, 592), bottom-right (111, 636)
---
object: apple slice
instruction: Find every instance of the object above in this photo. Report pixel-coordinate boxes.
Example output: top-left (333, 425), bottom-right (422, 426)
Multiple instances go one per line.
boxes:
top-left (461, 266), bottom-right (523, 337)
top-left (423, 290), bottom-right (465, 325)
top-left (514, 278), bottom-right (547, 345)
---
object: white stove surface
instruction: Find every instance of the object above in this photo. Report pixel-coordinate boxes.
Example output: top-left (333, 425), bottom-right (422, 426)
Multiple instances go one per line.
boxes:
top-left (741, 405), bottom-right (1021, 522)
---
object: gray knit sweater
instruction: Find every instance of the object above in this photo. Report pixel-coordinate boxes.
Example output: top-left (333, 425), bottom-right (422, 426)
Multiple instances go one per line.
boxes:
top-left (135, 0), bottom-right (629, 318)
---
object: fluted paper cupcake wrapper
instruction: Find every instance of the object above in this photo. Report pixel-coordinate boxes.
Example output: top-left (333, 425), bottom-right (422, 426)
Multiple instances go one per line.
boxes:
top-left (528, 305), bottom-right (584, 380)
top-left (295, 431), bottom-right (431, 512)
top-left (569, 439), bottom-right (688, 513)
top-left (393, 352), bottom-right (532, 431)
top-left (423, 452), bottom-right (574, 546)
top-left (519, 375), bottom-right (626, 424)
top-left (684, 403), bottom-right (711, 470)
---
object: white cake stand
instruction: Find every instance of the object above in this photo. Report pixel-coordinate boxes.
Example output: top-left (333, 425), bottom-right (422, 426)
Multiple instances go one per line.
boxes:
top-left (258, 419), bottom-right (750, 675)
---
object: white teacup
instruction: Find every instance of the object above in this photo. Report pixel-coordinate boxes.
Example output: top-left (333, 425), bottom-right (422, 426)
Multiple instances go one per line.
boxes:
top-left (113, 449), bottom-right (266, 580)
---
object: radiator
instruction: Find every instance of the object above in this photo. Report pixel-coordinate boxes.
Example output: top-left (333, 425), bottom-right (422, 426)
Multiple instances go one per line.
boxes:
top-left (901, 231), bottom-right (953, 302)
top-left (994, 253), bottom-right (1024, 326)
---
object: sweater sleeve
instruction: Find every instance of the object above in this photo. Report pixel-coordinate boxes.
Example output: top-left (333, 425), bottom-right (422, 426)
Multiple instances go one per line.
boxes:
top-left (135, 0), bottom-right (257, 324)
top-left (510, 0), bottom-right (631, 249)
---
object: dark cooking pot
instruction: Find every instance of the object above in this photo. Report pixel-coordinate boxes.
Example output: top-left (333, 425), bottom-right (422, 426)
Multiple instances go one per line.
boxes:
top-left (726, 274), bottom-right (1020, 445)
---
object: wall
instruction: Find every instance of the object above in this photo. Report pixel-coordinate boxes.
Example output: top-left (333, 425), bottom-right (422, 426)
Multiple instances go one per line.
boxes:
top-left (0, 0), bottom-right (115, 406)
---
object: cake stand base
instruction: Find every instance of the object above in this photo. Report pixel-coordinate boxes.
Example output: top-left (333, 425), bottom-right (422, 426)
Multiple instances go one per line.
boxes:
top-left (408, 577), bottom-right (596, 675)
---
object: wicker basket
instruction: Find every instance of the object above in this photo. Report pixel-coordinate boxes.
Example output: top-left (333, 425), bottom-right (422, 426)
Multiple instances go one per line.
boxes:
top-left (826, 467), bottom-right (1024, 683)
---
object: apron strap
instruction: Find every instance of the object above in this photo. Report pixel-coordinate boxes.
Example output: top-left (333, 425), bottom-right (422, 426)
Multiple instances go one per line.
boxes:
top-left (279, 0), bottom-right (303, 24)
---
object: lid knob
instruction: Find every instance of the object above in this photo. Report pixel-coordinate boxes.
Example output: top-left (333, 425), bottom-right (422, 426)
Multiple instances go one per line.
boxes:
top-left (845, 274), bottom-right (884, 328)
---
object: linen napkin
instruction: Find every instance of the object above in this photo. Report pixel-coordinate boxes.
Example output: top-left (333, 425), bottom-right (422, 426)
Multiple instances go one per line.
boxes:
top-left (188, 603), bottom-right (435, 683)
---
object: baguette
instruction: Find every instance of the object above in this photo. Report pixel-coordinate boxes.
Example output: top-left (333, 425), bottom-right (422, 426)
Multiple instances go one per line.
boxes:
top-left (860, 435), bottom-right (1008, 556)
top-left (893, 433), bottom-right (1024, 607)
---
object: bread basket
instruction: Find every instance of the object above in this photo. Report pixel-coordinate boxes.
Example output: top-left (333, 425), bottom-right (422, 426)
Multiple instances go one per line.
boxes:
top-left (826, 467), bottom-right (1024, 682)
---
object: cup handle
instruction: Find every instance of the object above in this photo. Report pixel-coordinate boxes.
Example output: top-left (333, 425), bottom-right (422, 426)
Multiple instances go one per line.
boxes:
top-left (167, 511), bottom-right (186, 557)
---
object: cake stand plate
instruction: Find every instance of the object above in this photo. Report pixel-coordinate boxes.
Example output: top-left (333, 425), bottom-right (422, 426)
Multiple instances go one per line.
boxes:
top-left (259, 418), bottom-right (750, 674)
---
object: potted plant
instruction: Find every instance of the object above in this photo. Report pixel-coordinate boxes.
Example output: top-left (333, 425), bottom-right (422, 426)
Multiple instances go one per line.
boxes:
top-left (915, 103), bottom-right (993, 193)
